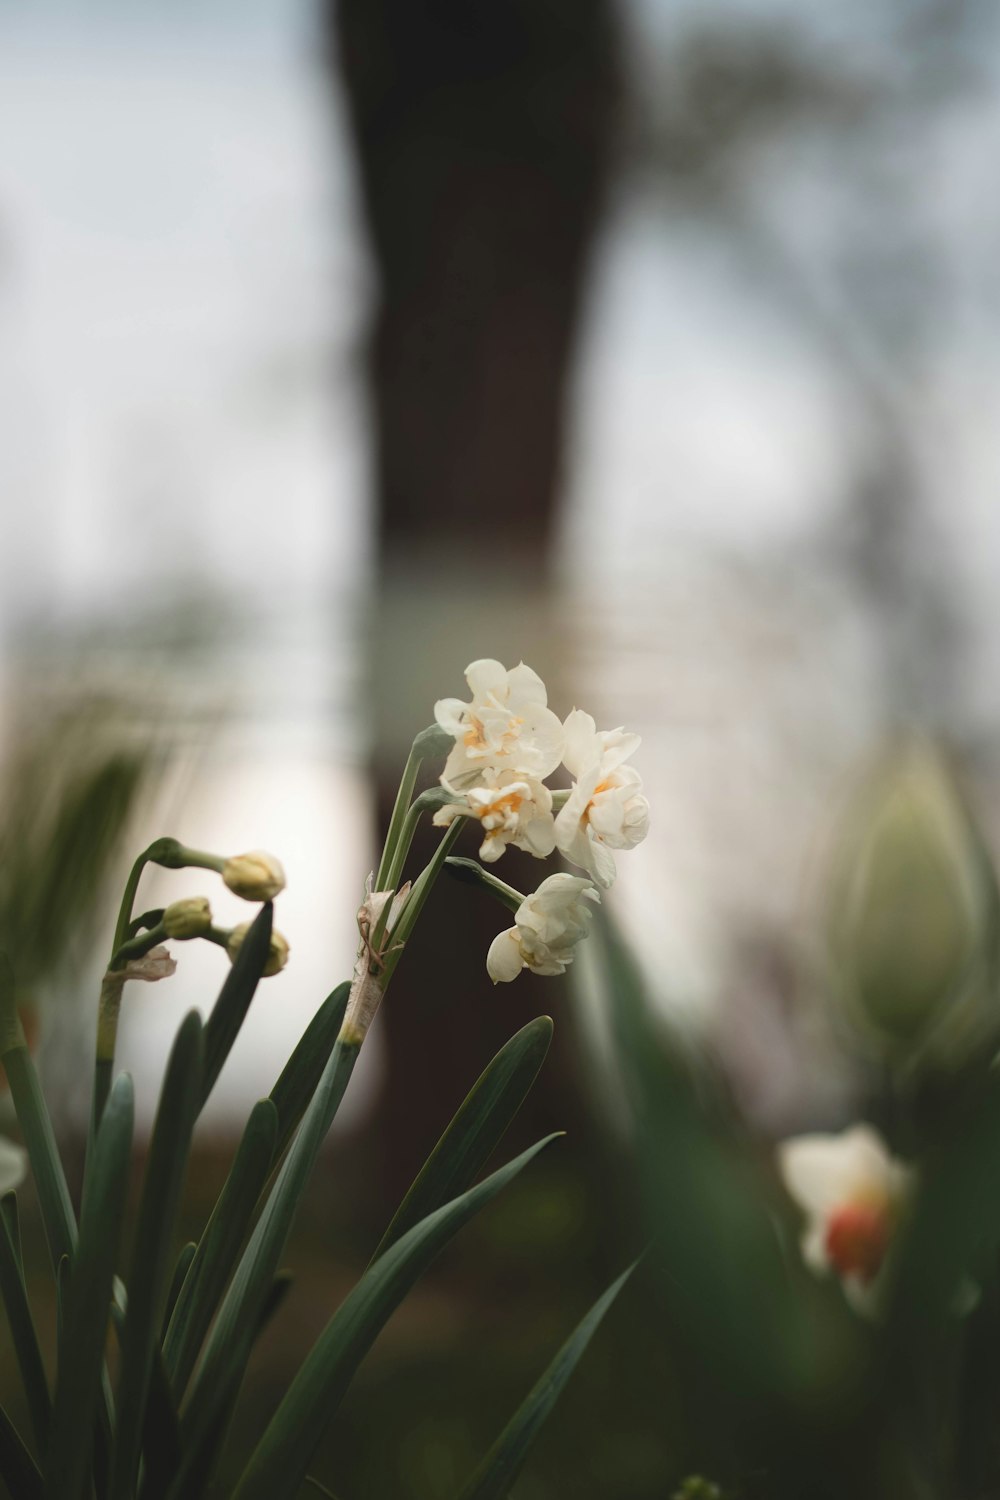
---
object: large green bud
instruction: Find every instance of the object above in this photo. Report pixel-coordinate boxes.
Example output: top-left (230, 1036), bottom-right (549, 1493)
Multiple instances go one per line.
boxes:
top-left (826, 742), bottom-right (1000, 1064)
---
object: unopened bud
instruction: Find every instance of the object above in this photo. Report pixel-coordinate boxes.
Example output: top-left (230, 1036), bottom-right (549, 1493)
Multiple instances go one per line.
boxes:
top-left (163, 896), bottom-right (212, 940)
top-left (826, 742), bottom-right (999, 1062)
top-left (222, 850), bottom-right (286, 902)
top-left (227, 922), bottom-right (290, 977)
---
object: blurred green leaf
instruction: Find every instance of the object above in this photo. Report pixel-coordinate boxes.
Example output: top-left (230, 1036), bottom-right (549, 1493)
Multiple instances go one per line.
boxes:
top-left (162, 1098), bottom-right (278, 1399)
top-left (0, 1399), bottom-right (43, 1500)
top-left (45, 1072), bottom-right (133, 1500)
top-left (268, 982), bottom-right (350, 1163)
top-left (232, 1134), bottom-right (562, 1500)
top-left (200, 904), bottom-right (273, 1110)
top-left (0, 1192), bottom-right (50, 1451)
top-left (455, 1261), bottom-right (635, 1500)
top-left (110, 1012), bottom-right (204, 1500)
top-left (179, 1033), bottom-right (362, 1481)
top-left (371, 1014), bottom-right (553, 1262)
top-left (162, 1242), bottom-right (196, 1339)
top-left (0, 954), bottom-right (77, 1274)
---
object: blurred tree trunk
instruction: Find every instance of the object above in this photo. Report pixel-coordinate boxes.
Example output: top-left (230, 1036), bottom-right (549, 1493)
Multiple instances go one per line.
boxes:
top-left (329, 0), bottom-right (620, 1203)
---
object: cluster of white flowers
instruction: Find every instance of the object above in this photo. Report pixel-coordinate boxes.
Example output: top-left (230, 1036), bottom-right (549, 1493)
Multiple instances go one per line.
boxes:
top-left (433, 659), bottom-right (650, 983)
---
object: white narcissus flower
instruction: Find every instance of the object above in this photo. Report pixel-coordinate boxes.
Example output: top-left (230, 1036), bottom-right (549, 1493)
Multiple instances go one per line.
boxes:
top-left (554, 709), bottom-right (650, 888)
top-left (433, 770), bottom-right (556, 863)
top-left (487, 873), bottom-right (599, 984)
top-left (778, 1123), bottom-right (913, 1312)
top-left (0, 1136), bottom-right (27, 1196)
top-left (434, 659), bottom-right (564, 789)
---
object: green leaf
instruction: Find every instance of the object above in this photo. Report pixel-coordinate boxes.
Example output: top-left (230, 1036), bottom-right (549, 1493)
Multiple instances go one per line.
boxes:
top-left (109, 1012), bottom-right (204, 1500)
top-left (455, 1263), bottom-right (635, 1500)
top-left (108, 1297), bottom-right (182, 1500)
top-left (371, 1015), bottom-right (553, 1262)
top-left (0, 1192), bottom-right (50, 1450)
top-left (200, 903), bottom-right (273, 1109)
top-left (162, 1273), bottom-right (297, 1500)
top-left (162, 1242), bottom-right (196, 1339)
top-left (179, 1034), bottom-right (362, 1465)
top-left (0, 1399), bottom-right (43, 1500)
top-left (45, 1071), bottom-right (134, 1500)
top-left (232, 1134), bottom-right (561, 1500)
top-left (268, 983), bottom-right (349, 1163)
top-left (0, 954), bottom-right (76, 1273)
top-left (162, 1098), bottom-right (278, 1399)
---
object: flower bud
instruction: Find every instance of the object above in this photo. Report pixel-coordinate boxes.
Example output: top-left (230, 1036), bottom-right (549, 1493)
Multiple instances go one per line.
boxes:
top-left (163, 896), bottom-right (212, 940)
top-left (222, 850), bottom-right (286, 902)
top-left (226, 922), bottom-right (290, 977)
top-left (826, 742), bottom-right (999, 1062)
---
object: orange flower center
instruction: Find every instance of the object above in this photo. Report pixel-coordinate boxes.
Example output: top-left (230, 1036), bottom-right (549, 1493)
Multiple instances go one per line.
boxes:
top-left (824, 1202), bottom-right (891, 1283)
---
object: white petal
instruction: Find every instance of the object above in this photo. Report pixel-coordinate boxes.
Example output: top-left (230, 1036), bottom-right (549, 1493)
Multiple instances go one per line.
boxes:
top-left (465, 659), bottom-right (508, 699)
top-left (434, 697), bottom-right (469, 735)
top-left (486, 929), bottom-right (524, 984)
top-left (561, 709), bottom-right (598, 777)
top-left (506, 662), bottom-right (549, 705)
top-left (773, 1134), bottom-right (869, 1218)
top-left (598, 728), bottom-right (641, 772)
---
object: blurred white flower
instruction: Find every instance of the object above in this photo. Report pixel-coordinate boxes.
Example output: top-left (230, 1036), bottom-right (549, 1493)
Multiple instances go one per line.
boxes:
top-left (222, 850), bottom-right (286, 902)
top-left (486, 872), bottom-right (599, 983)
top-left (433, 770), bottom-right (556, 863)
top-left (554, 709), bottom-right (650, 888)
top-left (0, 1136), bottom-right (27, 1196)
top-left (778, 1123), bottom-right (912, 1312)
top-left (434, 659), bottom-right (564, 789)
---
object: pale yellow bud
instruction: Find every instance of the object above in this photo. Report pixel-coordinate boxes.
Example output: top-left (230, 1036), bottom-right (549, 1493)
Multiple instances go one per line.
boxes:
top-left (163, 896), bottom-right (212, 940)
top-left (222, 850), bottom-right (286, 902)
top-left (826, 741), bottom-right (999, 1063)
top-left (226, 922), bottom-right (290, 977)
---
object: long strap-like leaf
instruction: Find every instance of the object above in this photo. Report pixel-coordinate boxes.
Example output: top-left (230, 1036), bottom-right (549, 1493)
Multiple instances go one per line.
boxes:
top-left (0, 1193), bottom-right (50, 1451)
top-left (370, 1015), bottom-right (553, 1263)
top-left (232, 1134), bottom-right (562, 1500)
top-left (0, 954), bottom-right (76, 1273)
top-left (178, 1029), bottom-right (360, 1464)
top-left (45, 1072), bottom-right (134, 1500)
top-left (109, 1012), bottom-right (204, 1500)
top-left (0, 1398), bottom-right (43, 1500)
top-left (161, 1098), bottom-right (278, 1399)
top-left (268, 983), bottom-right (350, 1162)
top-left (200, 903), bottom-right (272, 1110)
top-left (455, 1262), bottom-right (635, 1500)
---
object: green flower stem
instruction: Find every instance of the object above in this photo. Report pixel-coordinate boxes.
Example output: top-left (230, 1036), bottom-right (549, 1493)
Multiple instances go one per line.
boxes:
top-left (444, 857), bottom-right (525, 913)
top-left (381, 821), bottom-right (464, 987)
top-left (373, 743), bottom-right (423, 895)
top-left (111, 850), bottom-right (151, 959)
top-left (0, 969), bottom-right (76, 1272)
